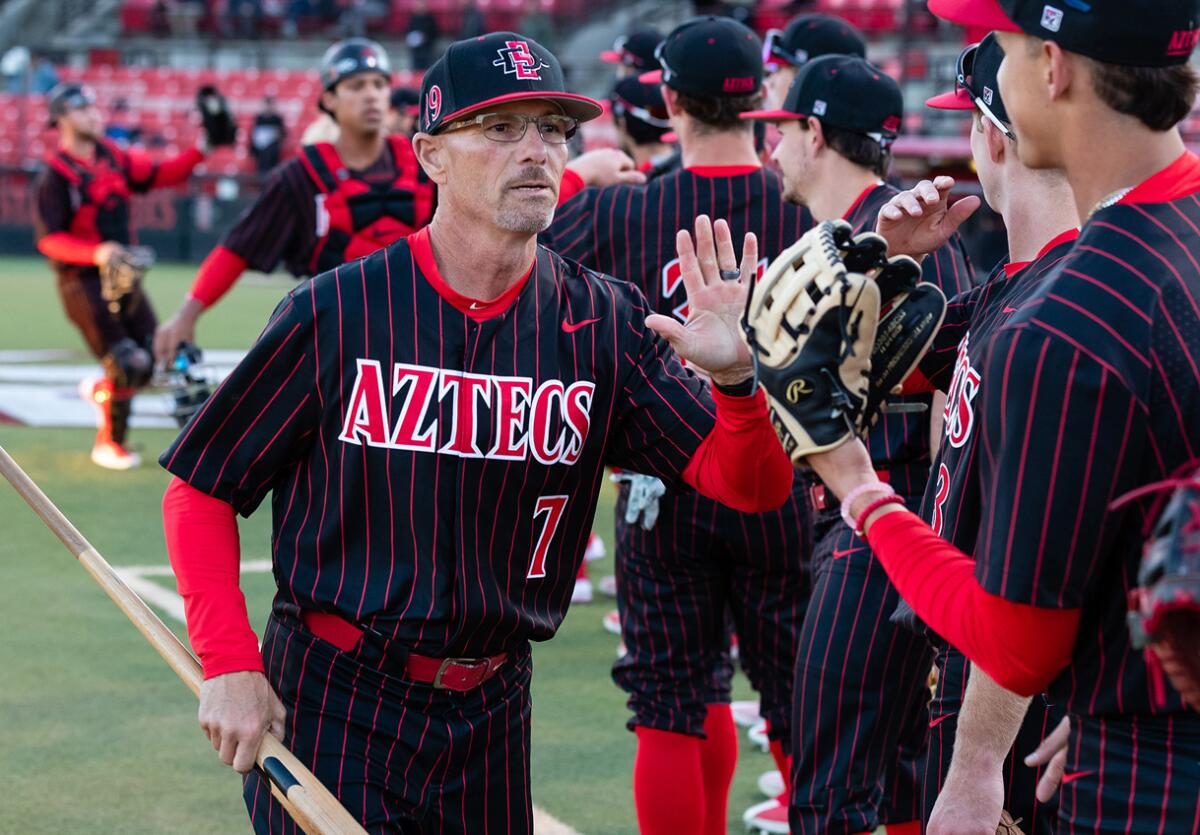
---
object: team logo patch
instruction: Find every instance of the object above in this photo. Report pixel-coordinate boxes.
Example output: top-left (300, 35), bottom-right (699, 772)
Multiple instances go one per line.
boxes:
top-left (982, 86), bottom-right (994, 106)
top-left (425, 85), bottom-right (442, 129)
top-left (943, 333), bottom-right (981, 449)
top-left (1167, 28), bottom-right (1200, 57)
top-left (722, 76), bottom-right (755, 94)
top-left (493, 41), bottom-right (549, 80)
top-left (1040, 5), bottom-right (1064, 32)
top-left (812, 99), bottom-right (827, 116)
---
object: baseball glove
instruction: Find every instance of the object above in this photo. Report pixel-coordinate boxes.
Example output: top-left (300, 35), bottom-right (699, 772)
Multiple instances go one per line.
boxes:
top-left (741, 220), bottom-right (946, 462)
top-left (99, 245), bottom-right (155, 314)
top-left (197, 85), bottom-right (238, 148)
top-left (1126, 467), bottom-right (1200, 712)
top-left (997, 810), bottom-right (1027, 835)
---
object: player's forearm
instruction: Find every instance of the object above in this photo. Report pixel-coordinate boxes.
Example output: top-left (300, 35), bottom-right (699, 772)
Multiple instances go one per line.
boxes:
top-left (151, 146), bottom-right (205, 188)
top-left (681, 387), bottom-right (793, 513)
top-left (162, 478), bottom-right (264, 679)
top-left (865, 510), bottom-right (1079, 695)
top-left (37, 232), bottom-right (100, 265)
top-left (950, 664), bottom-right (1033, 774)
top-left (189, 246), bottom-right (249, 308)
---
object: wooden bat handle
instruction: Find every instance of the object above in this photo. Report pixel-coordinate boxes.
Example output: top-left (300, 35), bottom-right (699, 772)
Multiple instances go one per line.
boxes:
top-left (0, 446), bottom-right (366, 835)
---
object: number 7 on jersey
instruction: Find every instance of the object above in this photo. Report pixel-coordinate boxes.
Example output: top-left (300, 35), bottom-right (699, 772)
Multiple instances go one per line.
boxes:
top-left (528, 495), bottom-right (568, 579)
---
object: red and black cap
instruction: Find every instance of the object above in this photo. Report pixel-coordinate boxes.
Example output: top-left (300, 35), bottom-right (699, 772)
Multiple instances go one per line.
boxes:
top-left (611, 76), bottom-right (672, 135)
top-left (742, 55), bottom-right (903, 147)
top-left (929, 0), bottom-right (1200, 67)
top-left (390, 87), bottom-right (421, 115)
top-left (419, 32), bottom-right (603, 135)
top-left (319, 38), bottom-right (391, 92)
top-left (47, 82), bottom-right (97, 127)
top-left (639, 16), bottom-right (764, 98)
top-left (927, 33), bottom-right (1011, 132)
top-left (600, 28), bottom-right (664, 71)
top-left (763, 13), bottom-right (867, 71)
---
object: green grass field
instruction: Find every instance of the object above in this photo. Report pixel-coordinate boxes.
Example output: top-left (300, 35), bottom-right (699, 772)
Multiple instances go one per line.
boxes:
top-left (0, 258), bottom-right (773, 834)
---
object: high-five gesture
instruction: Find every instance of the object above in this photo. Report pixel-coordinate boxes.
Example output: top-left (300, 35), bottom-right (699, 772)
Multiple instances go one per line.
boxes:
top-left (646, 215), bottom-right (757, 386)
top-left (876, 176), bottom-right (980, 261)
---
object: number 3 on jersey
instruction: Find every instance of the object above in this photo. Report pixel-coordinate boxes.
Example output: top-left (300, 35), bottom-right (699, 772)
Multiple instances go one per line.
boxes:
top-left (528, 495), bottom-right (568, 579)
top-left (931, 463), bottom-right (950, 537)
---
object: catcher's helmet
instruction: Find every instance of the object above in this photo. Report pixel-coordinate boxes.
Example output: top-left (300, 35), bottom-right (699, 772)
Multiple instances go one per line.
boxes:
top-left (319, 38), bottom-right (391, 93)
top-left (47, 83), bottom-right (96, 127)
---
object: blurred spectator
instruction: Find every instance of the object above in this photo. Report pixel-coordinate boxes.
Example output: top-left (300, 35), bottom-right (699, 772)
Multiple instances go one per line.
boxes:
top-left (1, 45), bottom-right (30, 93)
top-left (458, 0), bottom-right (485, 40)
top-left (283, 0), bottom-right (338, 38)
top-left (250, 96), bottom-right (287, 172)
top-left (225, 0), bottom-right (263, 38)
top-left (405, 0), bottom-right (439, 70)
top-left (338, 0), bottom-right (389, 37)
top-left (31, 51), bottom-right (59, 95)
top-left (104, 98), bottom-right (138, 147)
top-left (518, 0), bottom-right (556, 51)
top-left (166, 0), bottom-right (206, 36)
top-left (387, 87), bottom-right (420, 137)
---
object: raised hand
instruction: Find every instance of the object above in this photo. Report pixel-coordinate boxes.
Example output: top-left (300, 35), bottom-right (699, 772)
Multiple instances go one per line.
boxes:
top-left (645, 215), bottom-right (757, 386)
top-left (876, 176), bottom-right (980, 261)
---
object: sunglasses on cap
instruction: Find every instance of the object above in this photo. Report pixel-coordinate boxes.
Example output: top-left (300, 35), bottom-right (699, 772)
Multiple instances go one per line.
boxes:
top-left (956, 42), bottom-right (1013, 140)
top-left (612, 95), bottom-right (671, 128)
top-left (762, 29), bottom-right (805, 71)
top-left (609, 35), bottom-right (642, 67)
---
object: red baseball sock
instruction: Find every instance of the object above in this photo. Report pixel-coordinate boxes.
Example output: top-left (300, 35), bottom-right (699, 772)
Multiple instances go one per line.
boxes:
top-left (699, 704), bottom-right (738, 835)
top-left (768, 735), bottom-right (791, 795)
top-left (634, 727), bottom-right (705, 835)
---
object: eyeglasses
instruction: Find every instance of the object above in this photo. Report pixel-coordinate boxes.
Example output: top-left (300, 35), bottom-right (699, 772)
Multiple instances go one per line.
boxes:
top-left (956, 42), bottom-right (1013, 139)
top-left (441, 112), bottom-right (579, 144)
top-left (762, 29), bottom-right (803, 71)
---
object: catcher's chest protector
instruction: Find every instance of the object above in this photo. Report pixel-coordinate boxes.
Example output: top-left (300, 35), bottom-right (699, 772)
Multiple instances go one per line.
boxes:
top-left (47, 141), bottom-right (131, 244)
top-left (300, 136), bottom-right (436, 274)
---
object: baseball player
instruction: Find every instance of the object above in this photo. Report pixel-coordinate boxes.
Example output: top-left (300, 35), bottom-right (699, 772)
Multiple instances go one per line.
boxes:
top-left (761, 13), bottom-right (867, 108)
top-left (742, 54), bottom-right (973, 834)
top-left (544, 17), bottom-right (814, 835)
top-left (609, 75), bottom-right (675, 177)
top-left (387, 87), bottom-right (421, 138)
top-left (600, 27), bottom-right (665, 80)
top-left (34, 82), bottom-right (229, 469)
top-left (875, 33), bottom-right (1079, 835)
top-left (804, 0), bottom-right (1200, 831)
top-left (159, 32), bottom-right (794, 834)
top-left (152, 38), bottom-right (437, 365)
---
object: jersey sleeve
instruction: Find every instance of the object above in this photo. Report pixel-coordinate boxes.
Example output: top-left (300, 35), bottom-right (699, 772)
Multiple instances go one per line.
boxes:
top-left (542, 185), bottom-right (608, 268)
top-left (159, 287), bottom-right (321, 516)
top-left (33, 167), bottom-right (72, 237)
top-left (971, 324), bottom-right (1141, 608)
top-left (915, 281), bottom-right (987, 393)
top-left (219, 163), bottom-right (303, 274)
top-left (604, 286), bottom-right (717, 481)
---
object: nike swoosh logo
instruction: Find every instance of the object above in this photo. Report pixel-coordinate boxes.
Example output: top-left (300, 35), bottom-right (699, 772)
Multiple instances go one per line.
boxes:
top-left (469, 302), bottom-right (486, 310)
top-left (562, 318), bottom-right (601, 334)
top-left (1003, 306), bottom-right (1019, 314)
top-left (929, 712), bottom-right (957, 729)
top-left (832, 546), bottom-right (865, 559)
top-left (1060, 770), bottom-right (1095, 785)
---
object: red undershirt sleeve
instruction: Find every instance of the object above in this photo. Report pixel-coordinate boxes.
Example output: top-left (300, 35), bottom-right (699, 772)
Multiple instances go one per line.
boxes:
top-left (681, 388), bottom-right (794, 514)
top-left (189, 246), bottom-right (249, 308)
top-left (151, 146), bottom-right (204, 187)
top-left (557, 168), bottom-right (585, 206)
top-left (37, 232), bottom-right (99, 265)
top-left (866, 509), bottom-right (1080, 695)
top-left (162, 477), bottom-right (264, 679)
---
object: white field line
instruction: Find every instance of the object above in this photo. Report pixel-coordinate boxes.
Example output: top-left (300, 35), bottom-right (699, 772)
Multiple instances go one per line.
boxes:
top-left (115, 560), bottom-right (582, 835)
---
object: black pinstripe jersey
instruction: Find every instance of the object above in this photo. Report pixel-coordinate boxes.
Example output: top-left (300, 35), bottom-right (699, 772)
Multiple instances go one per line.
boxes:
top-left (160, 230), bottom-right (718, 657)
top-left (938, 152), bottom-right (1200, 716)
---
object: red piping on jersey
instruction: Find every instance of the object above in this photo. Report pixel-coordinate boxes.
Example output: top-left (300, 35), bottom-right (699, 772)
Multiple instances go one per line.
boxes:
top-left (684, 164), bottom-right (762, 177)
top-left (408, 226), bottom-right (532, 321)
top-left (680, 388), bottom-right (793, 513)
top-left (189, 246), bottom-right (249, 308)
top-left (558, 168), bottom-right (585, 206)
top-left (842, 182), bottom-right (885, 221)
top-left (1119, 151), bottom-right (1200, 205)
top-left (37, 232), bottom-right (99, 265)
top-left (865, 509), bottom-right (1079, 695)
top-left (1002, 227), bottom-right (1080, 278)
top-left (162, 478), bottom-right (265, 679)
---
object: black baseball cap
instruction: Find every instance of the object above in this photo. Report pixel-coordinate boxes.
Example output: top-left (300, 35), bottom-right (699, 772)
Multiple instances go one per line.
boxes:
top-left (927, 33), bottom-right (1011, 132)
top-left (47, 83), bottom-right (96, 127)
top-left (319, 38), bottom-right (391, 92)
top-left (929, 0), bottom-right (1200, 67)
top-left (419, 32), bottom-right (603, 135)
top-left (639, 16), bottom-right (764, 98)
top-left (741, 55), bottom-right (903, 146)
top-left (611, 77), bottom-right (671, 128)
top-left (390, 87), bottom-right (421, 113)
top-left (763, 14), bottom-right (867, 70)
top-left (600, 28), bottom-right (663, 71)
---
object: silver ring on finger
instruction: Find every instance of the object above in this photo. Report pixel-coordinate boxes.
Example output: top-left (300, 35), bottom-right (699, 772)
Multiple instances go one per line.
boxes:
top-left (719, 268), bottom-right (741, 281)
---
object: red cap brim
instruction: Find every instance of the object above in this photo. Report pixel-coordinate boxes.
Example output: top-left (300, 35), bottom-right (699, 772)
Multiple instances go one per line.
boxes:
top-left (739, 108), bottom-right (804, 121)
top-left (927, 0), bottom-right (1022, 31)
top-left (925, 88), bottom-right (974, 110)
top-left (638, 69), bottom-right (663, 84)
top-left (600, 51), bottom-right (622, 64)
top-left (661, 131), bottom-right (678, 143)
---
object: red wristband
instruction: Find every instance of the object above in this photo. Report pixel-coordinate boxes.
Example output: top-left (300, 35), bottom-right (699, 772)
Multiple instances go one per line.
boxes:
top-left (855, 494), bottom-right (906, 535)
